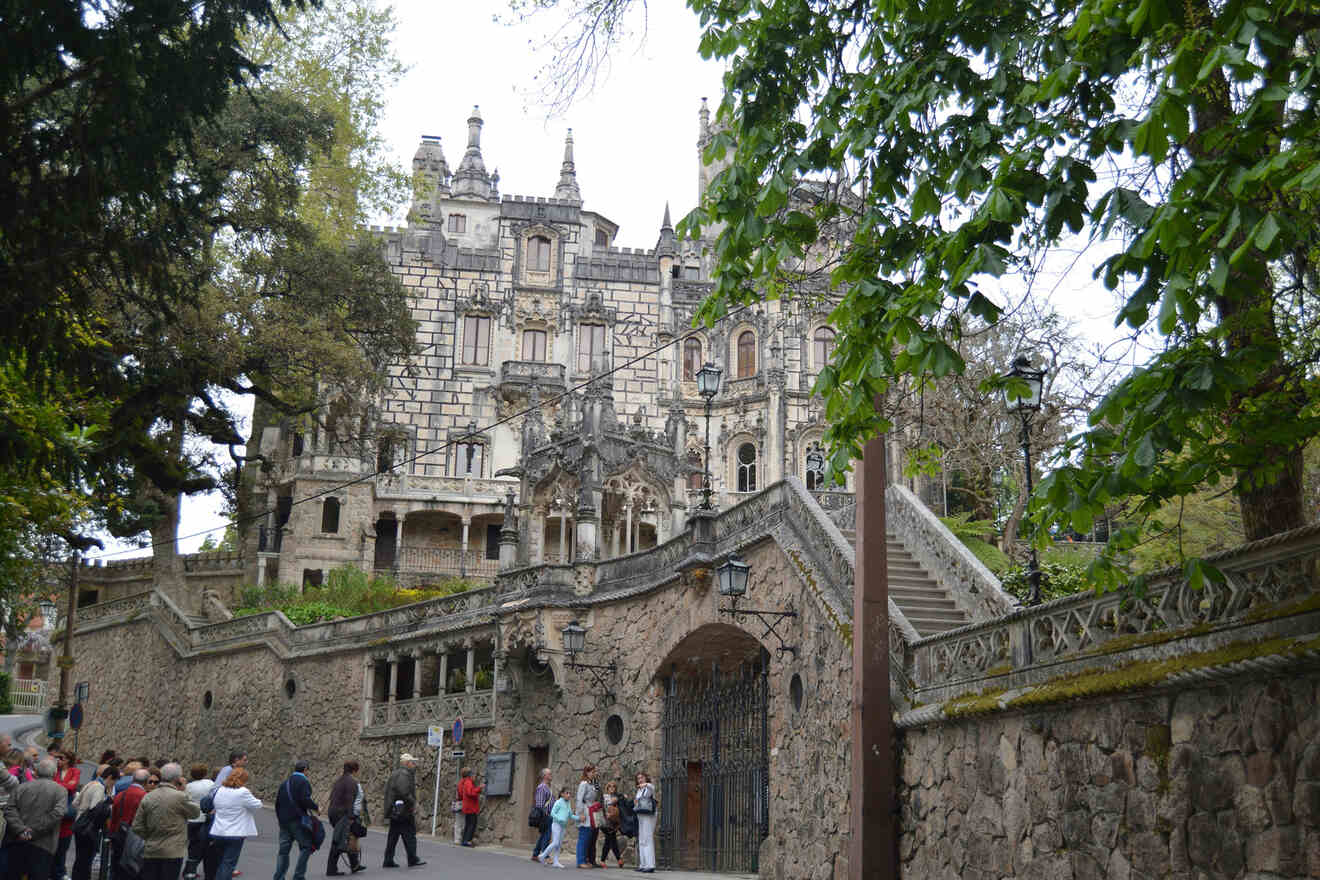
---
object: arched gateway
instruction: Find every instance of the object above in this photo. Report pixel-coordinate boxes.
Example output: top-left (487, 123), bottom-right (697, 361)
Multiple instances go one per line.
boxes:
top-left (653, 624), bottom-right (770, 873)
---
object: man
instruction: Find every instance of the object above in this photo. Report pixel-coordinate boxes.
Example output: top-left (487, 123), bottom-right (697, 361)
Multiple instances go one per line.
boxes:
top-left (132, 763), bottom-right (200, 880)
top-left (0, 754), bottom-right (24, 878)
top-left (212, 752), bottom-right (246, 789)
top-left (3, 758), bottom-right (68, 880)
top-left (380, 755), bottom-right (424, 869)
top-left (273, 760), bottom-right (318, 880)
top-left (114, 763), bottom-right (144, 795)
top-left (530, 769), bottom-right (553, 862)
top-left (325, 761), bottom-right (364, 876)
top-left (457, 768), bottom-right (483, 848)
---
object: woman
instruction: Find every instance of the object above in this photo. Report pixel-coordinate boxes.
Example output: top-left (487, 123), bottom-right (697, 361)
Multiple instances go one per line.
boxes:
top-left (574, 765), bottom-right (600, 869)
top-left (51, 750), bottom-right (81, 880)
top-left (633, 772), bottom-right (658, 874)
top-left (6, 749), bottom-right (30, 782)
top-left (206, 767), bottom-right (262, 880)
top-left (71, 764), bottom-right (113, 880)
top-left (326, 761), bottom-right (366, 876)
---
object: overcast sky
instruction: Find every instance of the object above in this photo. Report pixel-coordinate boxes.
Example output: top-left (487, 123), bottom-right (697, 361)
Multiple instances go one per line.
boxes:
top-left (102, 0), bottom-right (1135, 560)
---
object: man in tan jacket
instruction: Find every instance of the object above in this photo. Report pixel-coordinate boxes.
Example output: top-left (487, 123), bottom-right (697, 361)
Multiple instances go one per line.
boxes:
top-left (132, 763), bottom-right (201, 880)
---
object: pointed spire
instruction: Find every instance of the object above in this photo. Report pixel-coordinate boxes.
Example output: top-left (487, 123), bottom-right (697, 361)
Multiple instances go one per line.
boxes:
top-left (699, 97), bottom-right (710, 144)
top-left (452, 104), bottom-right (493, 200)
top-left (409, 135), bottom-right (450, 223)
top-left (656, 202), bottom-right (677, 255)
top-left (554, 128), bottom-right (582, 202)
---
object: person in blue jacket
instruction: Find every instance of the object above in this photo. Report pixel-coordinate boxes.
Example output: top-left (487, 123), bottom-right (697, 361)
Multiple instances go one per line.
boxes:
top-left (273, 761), bottom-right (319, 880)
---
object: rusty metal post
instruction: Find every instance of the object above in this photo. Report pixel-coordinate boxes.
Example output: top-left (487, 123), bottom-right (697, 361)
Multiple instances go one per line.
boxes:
top-left (851, 432), bottom-right (894, 878)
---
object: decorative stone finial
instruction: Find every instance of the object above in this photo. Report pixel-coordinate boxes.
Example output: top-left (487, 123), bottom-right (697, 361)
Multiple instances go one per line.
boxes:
top-left (554, 129), bottom-right (582, 202)
top-left (452, 104), bottom-right (493, 200)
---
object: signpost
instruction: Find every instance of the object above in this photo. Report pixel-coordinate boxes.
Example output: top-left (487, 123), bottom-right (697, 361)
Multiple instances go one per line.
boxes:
top-left (449, 747), bottom-right (466, 844)
top-left (452, 717), bottom-right (463, 746)
top-left (427, 726), bottom-right (445, 836)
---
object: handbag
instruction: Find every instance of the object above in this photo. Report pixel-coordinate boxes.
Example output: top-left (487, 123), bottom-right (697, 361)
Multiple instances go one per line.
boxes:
top-left (64, 791), bottom-right (76, 820)
top-left (349, 819), bottom-right (368, 838)
top-left (119, 827), bottom-right (146, 877)
top-left (634, 787), bottom-right (656, 815)
top-left (587, 801), bottom-right (603, 829)
top-left (528, 805), bottom-right (546, 828)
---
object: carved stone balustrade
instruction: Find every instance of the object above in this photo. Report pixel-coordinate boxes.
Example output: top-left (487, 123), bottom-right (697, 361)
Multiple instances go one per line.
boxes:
top-left (363, 689), bottom-right (495, 738)
top-left (499, 361), bottom-right (567, 396)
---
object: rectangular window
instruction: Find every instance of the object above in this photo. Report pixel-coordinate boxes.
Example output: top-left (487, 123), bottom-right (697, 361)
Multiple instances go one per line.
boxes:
top-left (684, 265), bottom-right (700, 280)
top-left (529, 236), bottom-right (552, 272)
top-left (577, 323), bottom-right (607, 373)
top-left (462, 315), bottom-right (490, 365)
top-left (447, 213), bottom-right (466, 233)
top-left (523, 329), bottom-right (547, 362)
top-left (453, 442), bottom-right (483, 477)
top-left (595, 229), bottom-right (609, 247)
top-left (485, 523), bottom-right (501, 560)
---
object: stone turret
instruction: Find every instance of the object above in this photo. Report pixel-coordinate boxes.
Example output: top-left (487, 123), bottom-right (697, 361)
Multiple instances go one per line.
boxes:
top-left (452, 105), bottom-right (494, 200)
top-left (554, 129), bottom-right (582, 202)
top-left (656, 202), bottom-right (677, 256)
top-left (410, 135), bottom-right (450, 223)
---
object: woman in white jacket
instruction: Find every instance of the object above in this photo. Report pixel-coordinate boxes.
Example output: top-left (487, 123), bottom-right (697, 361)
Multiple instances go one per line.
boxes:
top-left (206, 768), bottom-right (263, 880)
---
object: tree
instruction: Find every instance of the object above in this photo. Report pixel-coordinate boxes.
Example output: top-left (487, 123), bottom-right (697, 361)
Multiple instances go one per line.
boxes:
top-left (672, 0), bottom-right (1320, 587)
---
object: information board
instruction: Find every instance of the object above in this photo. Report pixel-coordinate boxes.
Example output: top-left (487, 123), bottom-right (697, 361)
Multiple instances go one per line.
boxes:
top-left (484, 752), bottom-right (515, 797)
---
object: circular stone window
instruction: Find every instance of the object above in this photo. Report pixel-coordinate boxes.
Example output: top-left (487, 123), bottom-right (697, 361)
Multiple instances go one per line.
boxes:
top-left (203, 690), bottom-right (213, 710)
top-left (605, 714), bottom-right (625, 746)
top-left (284, 678), bottom-right (297, 699)
top-left (790, 673), bottom-right (804, 712)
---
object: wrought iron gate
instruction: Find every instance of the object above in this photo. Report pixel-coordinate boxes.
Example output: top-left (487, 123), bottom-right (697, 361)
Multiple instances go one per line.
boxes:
top-left (657, 662), bottom-right (769, 873)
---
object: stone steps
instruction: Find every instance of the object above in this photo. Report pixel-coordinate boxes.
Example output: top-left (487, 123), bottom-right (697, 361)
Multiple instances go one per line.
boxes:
top-left (842, 530), bottom-right (970, 638)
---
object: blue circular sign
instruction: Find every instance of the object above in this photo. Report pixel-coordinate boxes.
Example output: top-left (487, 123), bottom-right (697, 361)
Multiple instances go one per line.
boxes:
top-left (69, 703), bottom-right (84, 731)
top-left (452, 717), bottom-right (463, 746)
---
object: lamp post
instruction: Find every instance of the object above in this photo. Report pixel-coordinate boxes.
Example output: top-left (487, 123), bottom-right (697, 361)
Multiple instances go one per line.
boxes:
top-left (695, 362), bottom-right (722, 509)
top-left (1003, 354), bottom-right (1047, 605)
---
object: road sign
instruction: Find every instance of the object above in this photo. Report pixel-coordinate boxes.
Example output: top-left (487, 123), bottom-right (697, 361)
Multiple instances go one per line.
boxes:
top-left (69, 703), bottom-right (84, 730)
top-left (427, 725), bottom-right (444, 748)
top-left (450, 750), bottom-right (465, 759)
top-left (452, 717), bottom-right (463, 745)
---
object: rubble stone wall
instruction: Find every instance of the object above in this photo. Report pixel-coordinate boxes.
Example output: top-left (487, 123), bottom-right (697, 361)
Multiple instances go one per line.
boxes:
top-left (899, 673), bottom-right (1320, 880)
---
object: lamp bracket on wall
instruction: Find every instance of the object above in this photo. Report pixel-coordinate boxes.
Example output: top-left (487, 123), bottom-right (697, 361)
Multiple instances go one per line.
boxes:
top-left (718, 598), bottom-right (798, 658)
top-left (564, 656), bottom-right (618, 691)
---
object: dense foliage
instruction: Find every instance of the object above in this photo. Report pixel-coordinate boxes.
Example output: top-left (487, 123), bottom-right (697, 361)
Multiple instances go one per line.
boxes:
top-left (233, 567), bottom-right (480, 623)
top-left (676, 0), bottom-right (1320, 590)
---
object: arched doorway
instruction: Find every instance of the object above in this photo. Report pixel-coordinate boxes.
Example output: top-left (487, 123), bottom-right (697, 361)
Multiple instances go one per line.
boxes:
top-left (654, 624), bottom-right (769, 873)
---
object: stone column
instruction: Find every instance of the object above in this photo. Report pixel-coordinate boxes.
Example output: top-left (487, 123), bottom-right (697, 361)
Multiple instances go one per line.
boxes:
top-left (387, 652), bottom-right (399, 703)
top-left (624, 503), bottom-right (633, 554)
top-left (465, 641), bottom-right (476, 694)
top-left (362, 658), bottom-right (375, 727)
top-left (557, 509), bottom-right (567, 563)
top-left (439, 651), bottom-right (449, 695)
top-left (498, 524), bottom-right (519, 571)
top-left (459, 516), bottom-right (471, 577)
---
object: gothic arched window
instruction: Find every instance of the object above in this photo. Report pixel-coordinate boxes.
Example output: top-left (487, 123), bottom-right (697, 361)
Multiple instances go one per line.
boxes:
top-left (686, 449), bottom-right (704, 491)
top-left (813, 326), bottom-right (837, 370)
top-left (805, 443), bottom-right (827, 491)
top-left (321, 498), bottom-right (340, 534)
top-left (737, 331), bottom-right (756, 378)
top-left (683, 338), bottom-right (703, 381)
top-left (737, 442), bottom-right (757, 492)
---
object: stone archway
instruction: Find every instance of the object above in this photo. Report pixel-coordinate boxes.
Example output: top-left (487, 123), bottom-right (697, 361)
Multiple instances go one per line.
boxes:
top-left (652, 624), bottom-right (769, 874)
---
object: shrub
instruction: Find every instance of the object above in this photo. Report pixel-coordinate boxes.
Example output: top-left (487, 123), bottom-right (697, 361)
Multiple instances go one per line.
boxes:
top-left (1000, 558), bottom-right (1093, 603)
top-left (0, 672), bottom-right (12, 714)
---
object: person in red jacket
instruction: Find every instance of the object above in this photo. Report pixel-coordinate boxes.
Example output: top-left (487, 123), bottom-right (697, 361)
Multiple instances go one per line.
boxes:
top-left (52, 750), bottom-right (81, 880)
top-left (456, 769), bottom-right (483, 847)
top-left (108, 768), bottom-right (150, 878)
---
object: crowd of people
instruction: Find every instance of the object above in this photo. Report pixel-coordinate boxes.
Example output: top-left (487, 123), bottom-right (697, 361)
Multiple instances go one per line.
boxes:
top-left (529, 765), bottom-right (657, 872)
top-left (0, 734), bottom-right (661, 879)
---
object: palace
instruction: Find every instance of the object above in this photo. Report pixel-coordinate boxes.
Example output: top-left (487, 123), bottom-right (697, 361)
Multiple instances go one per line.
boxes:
top-left (243, 99), bottom-right (850, 592)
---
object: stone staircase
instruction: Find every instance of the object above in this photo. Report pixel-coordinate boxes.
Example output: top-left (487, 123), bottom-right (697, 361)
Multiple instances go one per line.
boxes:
top-left (841, 527), bottom-right (969, 637)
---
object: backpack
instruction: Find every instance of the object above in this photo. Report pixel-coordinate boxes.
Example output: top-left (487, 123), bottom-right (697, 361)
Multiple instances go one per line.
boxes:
top-left (199, 785), bottom-right (217, 814)
top-left (74, 795), bottom-right (113, 841)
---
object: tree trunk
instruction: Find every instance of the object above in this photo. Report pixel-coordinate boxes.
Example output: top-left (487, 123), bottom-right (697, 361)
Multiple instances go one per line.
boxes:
top-left (150, 489), bottom-right (185, 597)
top-left (1236, 446), bottom-right (1306, 542)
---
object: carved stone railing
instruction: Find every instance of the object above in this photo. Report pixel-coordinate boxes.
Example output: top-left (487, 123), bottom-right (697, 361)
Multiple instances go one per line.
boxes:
top-left (885, 483), bottom-right (1016, 620)
top-left (394, 546), bottom-right (498, 579)
top-left (73, 592), bottom-right (154, 628)
top-left (374, 473), bottom-right (513, 500)
top-left (499, 360), bottom-right (567, 391)
top-left (809, 490), bottom-right (855, 513)
top-left (363, 689), bottom-right (495, 737)
top-left (908, 522), bottom-right (1320, 706)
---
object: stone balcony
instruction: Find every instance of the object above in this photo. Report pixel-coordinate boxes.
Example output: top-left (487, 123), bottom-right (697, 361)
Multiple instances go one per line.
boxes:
top-left (498, 360), bottom-right (567, 395)
top-left (363, 689), bottom-right (495, 738)
top-left (392, 546), bottom-right (498, 582)
top-left (374, 473), bottom-right (513, 501)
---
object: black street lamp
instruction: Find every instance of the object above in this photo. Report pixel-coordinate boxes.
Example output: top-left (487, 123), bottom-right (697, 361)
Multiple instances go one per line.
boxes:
top-left (561, 619), bottom-right (617, 690)
top-left (695, 362), bottom-right (723, 510)
top-left (716, 555), bottom-right (798, 657)
top-left (1003, 353), bottom-right (1047, 606)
